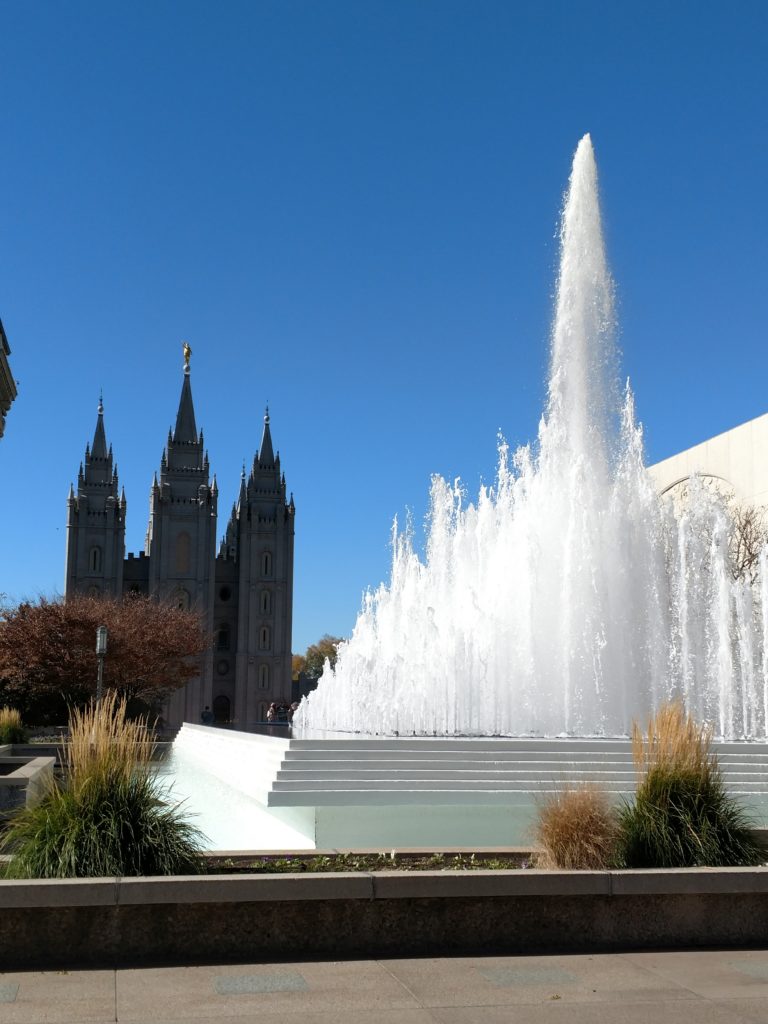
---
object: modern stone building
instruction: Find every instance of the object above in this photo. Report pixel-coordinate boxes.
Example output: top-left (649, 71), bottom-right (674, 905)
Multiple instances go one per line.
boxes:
top-left (648, 412), bottom-right (768, 508)
top-left (65, 361), bottom-right (295, 729)
top-left (0, 319), bottom-right (17, 439)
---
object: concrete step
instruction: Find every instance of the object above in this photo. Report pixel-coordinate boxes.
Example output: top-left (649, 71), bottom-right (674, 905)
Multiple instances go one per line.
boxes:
top-left (287, 738), bottom-right (637, 751)
top-left (277, 763), bottom-right (768, 777)
top-left (275, 768), bottom-right (641, 782)
top-left (284, 750), bottom-right (637, 763)
top-left (266, 788), bottom-right (633, 807)
top-left (271, 778), bottom-right (644, 792)
top-left (287, 737), bottom-right (768, 754)
top-left (279, 758), bottom-right (638, 769)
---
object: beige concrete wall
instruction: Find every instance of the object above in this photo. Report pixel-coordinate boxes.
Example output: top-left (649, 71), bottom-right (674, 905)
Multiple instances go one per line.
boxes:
top-left (647, 412), bottom-right (768, 507)
top-left (2, 870), bottom-right (768, 968)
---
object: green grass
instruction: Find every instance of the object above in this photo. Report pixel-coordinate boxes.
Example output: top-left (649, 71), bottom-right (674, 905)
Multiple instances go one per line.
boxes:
top-left (1, 693), bottom-right (204, 878)
top-left (2, 769), bottom-right (204, 878)
top-left (205, 852), bottom-right (528, 873)
top-left (0, 707), bottom-right (28, 745)
top-left (616, 702), bottom-right (763, 869)
top-left (533, 784), bottom-right (619, 869)
top-left (617, 762), bottom-right (763, 868)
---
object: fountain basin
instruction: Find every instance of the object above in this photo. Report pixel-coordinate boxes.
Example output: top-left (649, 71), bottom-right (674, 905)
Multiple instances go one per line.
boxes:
top-left (0, 751), bottom-right (55, 811)
top-left (165, 724), bottom-right (768, 850)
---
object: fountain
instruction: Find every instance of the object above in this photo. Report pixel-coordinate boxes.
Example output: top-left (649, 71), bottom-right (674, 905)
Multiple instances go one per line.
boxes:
top-left (170, 136), bottom-right (768, 849)
top-left (295, 134), bottom-right (768, 742)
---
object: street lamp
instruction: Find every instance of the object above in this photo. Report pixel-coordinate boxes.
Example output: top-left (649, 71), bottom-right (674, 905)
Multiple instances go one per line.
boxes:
top-left (96, 625), bottom-right (108, 703)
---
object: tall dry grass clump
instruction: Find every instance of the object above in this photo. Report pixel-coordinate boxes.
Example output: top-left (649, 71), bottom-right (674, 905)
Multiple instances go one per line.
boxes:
top-left (0, 706), bottom-right (27, 744)
top-left (65, 691), bottom-right (154, 785)
top-left (534, 785), bottom-right (619, 869)
top-left (630, 701), bottom-right (712, 777)
top-left (1, 693), bottom-right (204, 878)
top-left (617, 701), bottom-right (763, 868)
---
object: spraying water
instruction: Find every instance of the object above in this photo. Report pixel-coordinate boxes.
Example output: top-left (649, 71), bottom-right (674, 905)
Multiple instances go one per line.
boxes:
top-left (295, 135), bottom-right (768, 740)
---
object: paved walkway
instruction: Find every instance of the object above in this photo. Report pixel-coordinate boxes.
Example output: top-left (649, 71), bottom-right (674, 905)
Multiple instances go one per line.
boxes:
top-left (4, 950), bottom-right (768, 1023)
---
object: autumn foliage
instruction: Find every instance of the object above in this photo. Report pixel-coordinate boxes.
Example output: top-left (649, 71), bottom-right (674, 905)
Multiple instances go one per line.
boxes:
top-left (292, 634), bottom-right (344, 679)
top-left (0, 595), bottom-right (211, 723)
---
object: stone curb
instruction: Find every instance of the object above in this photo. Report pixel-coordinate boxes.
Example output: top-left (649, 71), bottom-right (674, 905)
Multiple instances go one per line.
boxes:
top-left (3, 867), bottom-right (768, 908)
top-left (3, 868), bottom-right (768, 967)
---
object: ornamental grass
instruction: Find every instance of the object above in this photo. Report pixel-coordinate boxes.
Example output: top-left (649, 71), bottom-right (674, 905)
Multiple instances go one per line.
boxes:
top-left (0, 706), bottom-right (27, 744)
top-left (534, 784), bottom-right (619, 869)
top-left (617, 701), bottom-right (763, 868)
top-left (1, 692), bottom-right (204, 878)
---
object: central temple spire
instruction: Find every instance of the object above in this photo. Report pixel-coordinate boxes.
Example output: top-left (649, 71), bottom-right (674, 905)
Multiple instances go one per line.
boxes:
top-left (91, 393), bottom-right (108, 458)
top-left (173, 368), bottom-right (198, 443)
top-left (258, 405), bottom-right (274, 464)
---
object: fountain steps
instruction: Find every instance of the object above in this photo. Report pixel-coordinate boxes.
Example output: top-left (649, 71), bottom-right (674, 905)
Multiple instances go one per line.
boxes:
top-left (279, 757), bottom-right (768, 770)
top-left (284, 746), bottom-right (768, 760)
top-left (266, 738), bottom-right (768, 806)
top-left (274, 770), bottom-right (768, 783)
top-left (171, 726), bottom-right (768, 848)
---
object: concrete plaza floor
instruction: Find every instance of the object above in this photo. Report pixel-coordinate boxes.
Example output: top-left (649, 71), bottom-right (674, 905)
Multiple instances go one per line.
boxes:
top-left (6, 950), bottom-right (768, 1024)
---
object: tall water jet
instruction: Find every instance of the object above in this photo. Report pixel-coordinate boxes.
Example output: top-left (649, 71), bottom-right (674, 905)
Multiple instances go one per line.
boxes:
top-left (295, 135), bottom-right (768, 740)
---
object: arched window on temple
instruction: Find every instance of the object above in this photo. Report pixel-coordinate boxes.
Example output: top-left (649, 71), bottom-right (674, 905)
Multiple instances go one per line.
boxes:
top-left (89, 546), bottom-right (102, 573)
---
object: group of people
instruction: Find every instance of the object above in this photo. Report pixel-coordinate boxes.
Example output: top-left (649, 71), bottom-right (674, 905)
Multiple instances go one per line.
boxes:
top-left (266, 701), bottom-right (301, 724)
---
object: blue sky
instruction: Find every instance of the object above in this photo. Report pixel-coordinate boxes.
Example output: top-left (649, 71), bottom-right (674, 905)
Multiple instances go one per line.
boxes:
top-left (1, 1), bottom-right (766, 651)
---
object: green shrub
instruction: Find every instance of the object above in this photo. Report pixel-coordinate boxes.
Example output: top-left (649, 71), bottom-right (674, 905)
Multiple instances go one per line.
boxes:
top-left (617, 702), bottom-right (763, 868)
top-left (1, 692), bottom-right (204, 878)
top-left (0, 706), bottom-right (28, 744)
top-left (534, 784), bottom-right (619, 869)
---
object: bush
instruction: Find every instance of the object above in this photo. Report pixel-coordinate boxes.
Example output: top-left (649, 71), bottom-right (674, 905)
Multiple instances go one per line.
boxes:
top-left (534, 784), bottom-right (619, 869)
top-left (1, 692), bottom-right (204, 878)
top-left (616, 702), bottom-right (763, 868)
top-left (0, 706), bottom-right (28, 744)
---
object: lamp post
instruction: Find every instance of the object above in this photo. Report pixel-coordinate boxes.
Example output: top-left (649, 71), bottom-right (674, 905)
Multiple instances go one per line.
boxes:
top-left (96, 625), bottom-right (108, 703)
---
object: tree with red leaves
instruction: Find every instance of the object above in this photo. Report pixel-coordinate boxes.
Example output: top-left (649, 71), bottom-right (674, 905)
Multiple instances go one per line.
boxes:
top-left (0, 595), bottom-right (211, 723)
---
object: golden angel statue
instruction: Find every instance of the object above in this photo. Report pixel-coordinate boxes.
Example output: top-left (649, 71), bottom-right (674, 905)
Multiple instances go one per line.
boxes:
top-left (182, 341), bottom-right (192, 369)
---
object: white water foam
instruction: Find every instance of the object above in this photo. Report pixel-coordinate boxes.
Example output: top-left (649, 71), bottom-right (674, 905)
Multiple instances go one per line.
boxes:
top-left (296, 135), bottom-right (767, 740)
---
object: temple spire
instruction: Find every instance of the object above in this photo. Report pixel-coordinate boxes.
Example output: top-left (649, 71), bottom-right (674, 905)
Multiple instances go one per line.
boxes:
top-left (258, 405), bottom-right (274, 464)
top-left (173, 369), bottom-right (198, 443)
top-left (91, 393), bottom-right (108, 458)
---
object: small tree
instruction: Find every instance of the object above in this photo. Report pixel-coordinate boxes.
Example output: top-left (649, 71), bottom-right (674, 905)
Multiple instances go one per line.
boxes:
top-left (730, 504), bottom-right (767, 584)
top-left (291, 653), bottom-right (307, 680)
top-left (303, 634), bottom-right (344, 678)
top-left (0, 595), bottom-right (211, 722)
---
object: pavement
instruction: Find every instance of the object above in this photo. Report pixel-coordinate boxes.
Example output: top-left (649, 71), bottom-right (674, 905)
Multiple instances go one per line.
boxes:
top-left (6, 950), bottom-right (768, 1023)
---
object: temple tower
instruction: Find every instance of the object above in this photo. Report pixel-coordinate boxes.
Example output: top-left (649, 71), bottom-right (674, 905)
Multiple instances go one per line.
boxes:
top-left (65, 350), bottom-right (296, 729)
top-left (65, 397), bottom-right (126, 598)
top-left (144, 362), bottom-right (218, 723)
top-left (217, 409), bottom-right (295, 723)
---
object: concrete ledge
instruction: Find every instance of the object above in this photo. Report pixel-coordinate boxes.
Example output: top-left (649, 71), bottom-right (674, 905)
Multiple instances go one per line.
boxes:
top-left (0, 756), bottom-right (55, 810)
top-left (371, 869), bottom-right (612, 898)
top-left (3, 868), bottom-right (768, 968)
top-left (4, 868), bottom-right (768, 909)
top-left (610, 867), bottom-right (768, 895)
top-left (116, 873), bottom-right (375, 905)
top-left (0, 878), bottom-right (119, 908)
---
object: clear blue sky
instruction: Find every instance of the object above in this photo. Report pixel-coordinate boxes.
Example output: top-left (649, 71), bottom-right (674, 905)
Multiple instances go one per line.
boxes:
top-left (1, 1), bottom-right (766, 652)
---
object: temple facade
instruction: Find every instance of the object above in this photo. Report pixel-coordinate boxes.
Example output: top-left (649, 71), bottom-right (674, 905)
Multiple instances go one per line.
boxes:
top-left (65, 362), bottom-right (295, 729)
